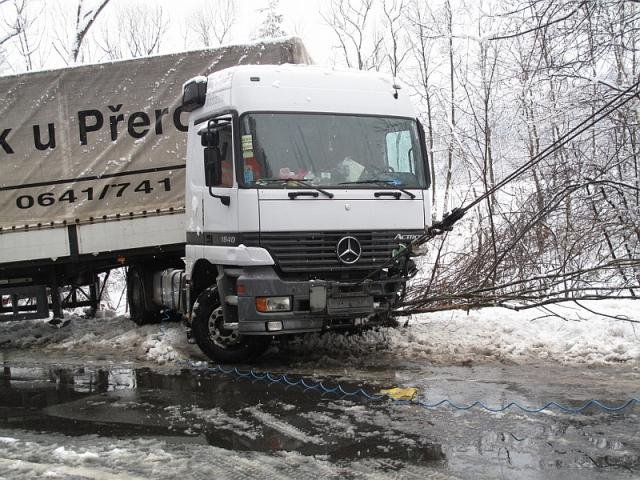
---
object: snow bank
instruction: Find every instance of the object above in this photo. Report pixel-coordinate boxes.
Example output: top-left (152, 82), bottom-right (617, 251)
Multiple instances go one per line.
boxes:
top-left (53, 446), bottom-right (100, 462)
top-left (0, 300), bottom-right (637, 367)
top-left (293, 299), bottom-right (640, 366)
top-left (0, 310), bottom-right (199, 366)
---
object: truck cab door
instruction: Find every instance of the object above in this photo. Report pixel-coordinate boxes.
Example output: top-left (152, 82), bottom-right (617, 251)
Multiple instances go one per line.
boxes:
top-left (199, 117), bottom-right (239, 240)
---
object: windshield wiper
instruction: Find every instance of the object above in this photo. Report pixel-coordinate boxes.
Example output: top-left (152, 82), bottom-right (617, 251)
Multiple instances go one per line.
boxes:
top-left (339, 179), bottom-right (416, 199)
top-left (254, 178), bottom-right (334, 198)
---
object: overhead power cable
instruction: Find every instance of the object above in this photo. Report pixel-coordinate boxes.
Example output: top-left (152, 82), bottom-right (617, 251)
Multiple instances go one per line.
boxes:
top-left (358, 77), bottom-right (640, 285)
top-left (464, 76), bottom-right (640, 214)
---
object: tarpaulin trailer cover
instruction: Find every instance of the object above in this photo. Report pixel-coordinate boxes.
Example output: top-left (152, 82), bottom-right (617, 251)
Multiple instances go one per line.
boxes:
top-left (0, 38), bottom-right (310, 235)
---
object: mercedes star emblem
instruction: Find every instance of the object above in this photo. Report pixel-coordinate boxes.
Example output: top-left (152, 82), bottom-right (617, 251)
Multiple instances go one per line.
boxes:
top-left (336, 236), bottom-right (362, 264)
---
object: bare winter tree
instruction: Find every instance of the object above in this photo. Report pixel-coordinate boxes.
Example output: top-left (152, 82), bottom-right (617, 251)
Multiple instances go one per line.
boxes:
top-left (10, 0), bottom-right (42, 71)
top-left (381, 0), bottom-right (409, 77)
top-left (403, 0), bottom-right (464, 216)
top-left (441, 0), bottom-right (457, 216)
top-left (403, 0), bottom-right (640, 315)
top-left (0, 0), bottom-right (47, 72)
top-left (0, 0), bottom-right (21, 47)
top-left (190, 0), bottom-right (236, 47)
top-left (97, 3), bottom-right (167, 60)
top-left (405, 0), bottom-right (440, 215)
top-left (0, 0), bottom-right (23, 72)
top-left (252, 0), bottom-right (287, 41)
top-left (51, 0), bottom-right (110, 64)
top-left (70, 0), bottom-right (110, 62)
top-left (96, 20), bottom-right (122, 61)
top-left (322, 0), bottom-right (384, 71)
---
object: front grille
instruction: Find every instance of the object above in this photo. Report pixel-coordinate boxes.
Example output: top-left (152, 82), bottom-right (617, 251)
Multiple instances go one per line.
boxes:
top-left (244, 230), bottom-right (423, 276)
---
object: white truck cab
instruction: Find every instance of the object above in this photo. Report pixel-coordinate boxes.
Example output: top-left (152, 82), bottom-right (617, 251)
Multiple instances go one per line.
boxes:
top-left (146, 64), bottom-right (431, 362)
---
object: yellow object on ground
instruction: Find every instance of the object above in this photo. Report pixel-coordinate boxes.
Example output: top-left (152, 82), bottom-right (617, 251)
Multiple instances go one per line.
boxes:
top-left (380, 387), bottom-right (419, 401)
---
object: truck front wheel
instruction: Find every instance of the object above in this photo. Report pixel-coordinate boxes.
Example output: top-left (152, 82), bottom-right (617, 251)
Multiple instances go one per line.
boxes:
top-left (192, 287), bottom-right (270, 363)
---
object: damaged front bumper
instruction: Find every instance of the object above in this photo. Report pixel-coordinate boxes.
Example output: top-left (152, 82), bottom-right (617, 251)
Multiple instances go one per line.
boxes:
top-left (234, 267), bottom-right (405, 335)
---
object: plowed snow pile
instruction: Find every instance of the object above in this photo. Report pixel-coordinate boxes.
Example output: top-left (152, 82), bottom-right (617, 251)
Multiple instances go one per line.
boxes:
top-left (295, 300), bottom-right (639, 365)
top-left (0, 300), bottom-right (637, 366)
top-left (0, 310), bottom-right (199, 365)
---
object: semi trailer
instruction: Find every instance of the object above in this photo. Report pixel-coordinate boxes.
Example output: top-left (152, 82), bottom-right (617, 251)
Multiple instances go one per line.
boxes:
top-left (0, 38), bottom-right (431, 362)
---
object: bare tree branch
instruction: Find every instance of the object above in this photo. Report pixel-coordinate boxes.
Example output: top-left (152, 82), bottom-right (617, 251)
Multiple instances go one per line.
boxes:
top-left (190, 0), bottom-right (236, 47)
top-left (71, 0), bottom-right (110, 62)
top-left (96, 3), bottom-right (167, 60)
top-left (322, 0), bottom-right (384, 71)
top-left (489, 1), bottom-right (586, 41)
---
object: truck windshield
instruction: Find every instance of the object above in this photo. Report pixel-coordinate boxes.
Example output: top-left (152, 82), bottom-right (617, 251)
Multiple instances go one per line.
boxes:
top-left (239, 113), bottom-right (428, 189)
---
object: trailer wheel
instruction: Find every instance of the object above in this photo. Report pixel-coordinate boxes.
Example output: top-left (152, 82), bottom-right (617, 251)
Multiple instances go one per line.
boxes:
top-left (127, 266), bottom-right (160, 325)
top-left (191, 287), bottom-right (270, 363)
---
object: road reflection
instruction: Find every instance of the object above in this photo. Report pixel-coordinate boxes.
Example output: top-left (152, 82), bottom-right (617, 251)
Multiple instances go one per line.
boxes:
top-left (0, 363), bottom-right (445, 466)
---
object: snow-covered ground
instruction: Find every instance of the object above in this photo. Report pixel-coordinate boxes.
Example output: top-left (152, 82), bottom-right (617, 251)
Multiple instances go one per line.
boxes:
top-left (0, 309), bottom-right (195, 366)
top-left (1, 299), bottom-right (637, 367)
top-left (0, 428), bottom-right (456, 480)
top-left (297, 300), bottom-right (640, 366)
top-left (1, 301), bottom-right (638, 480)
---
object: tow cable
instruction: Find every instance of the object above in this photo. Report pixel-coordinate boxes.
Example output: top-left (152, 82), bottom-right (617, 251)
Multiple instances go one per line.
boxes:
top-left (187, 361), bottom-right (639, 415)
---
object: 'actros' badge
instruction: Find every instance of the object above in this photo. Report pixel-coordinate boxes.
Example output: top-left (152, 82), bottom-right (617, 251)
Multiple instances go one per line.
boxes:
top-left (336, 236), bottom-right (362, 264)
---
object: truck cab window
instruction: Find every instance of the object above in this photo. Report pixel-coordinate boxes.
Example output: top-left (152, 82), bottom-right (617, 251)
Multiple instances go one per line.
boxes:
top-left (386, 130), bottom-right (414, 174)
top-left (239, 113), bottom-right (427, 188)
top-left (217, 125), bottom-right (233, 187)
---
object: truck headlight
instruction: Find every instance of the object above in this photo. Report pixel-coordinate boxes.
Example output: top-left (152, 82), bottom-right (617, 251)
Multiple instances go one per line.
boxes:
top-left (256, 296), bottom-right (292, 313)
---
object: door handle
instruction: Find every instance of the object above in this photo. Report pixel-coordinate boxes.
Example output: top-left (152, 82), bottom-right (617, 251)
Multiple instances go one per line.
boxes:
top-left (374, 191), bottom-right (401, 199)
top-left (208, 187), bottom-right (231, 206)
top-left (288, 191), bottom-right (319, 199)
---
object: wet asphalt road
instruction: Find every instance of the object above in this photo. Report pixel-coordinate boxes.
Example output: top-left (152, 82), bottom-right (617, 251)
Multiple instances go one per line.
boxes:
top-left (1, 353), bottom-right (639, 479)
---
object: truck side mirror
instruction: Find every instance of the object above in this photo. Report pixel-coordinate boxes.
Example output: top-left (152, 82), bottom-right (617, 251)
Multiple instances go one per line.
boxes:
top-left (182, 76), bottom-right (207, 112)
top-left (201, 130), bottom-right (219, 147)
top-left (204, 147), bottom-right (222, 187)
top-left (416, 119), bottom-right (431, 187)
top-left (198, 117), bottom-right (232, 205)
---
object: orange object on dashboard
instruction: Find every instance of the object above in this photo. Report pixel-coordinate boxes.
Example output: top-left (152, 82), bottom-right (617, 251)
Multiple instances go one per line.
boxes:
top-left (243, 156), bottom-right (262, 183)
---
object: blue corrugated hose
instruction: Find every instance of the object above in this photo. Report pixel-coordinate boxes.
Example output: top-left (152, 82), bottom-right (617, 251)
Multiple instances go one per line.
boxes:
top-left (190, 361), bottom-right (639, 415)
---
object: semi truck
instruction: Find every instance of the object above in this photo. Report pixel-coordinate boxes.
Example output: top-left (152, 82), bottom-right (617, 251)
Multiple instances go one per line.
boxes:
top-left (0, 38), bottom-right (431, 362)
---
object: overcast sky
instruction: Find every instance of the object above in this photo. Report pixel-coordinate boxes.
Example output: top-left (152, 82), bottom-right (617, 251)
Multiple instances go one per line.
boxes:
top-left (0, 0), bottom-right (343, 75)
top-left (227, 0), bottom-right (333, 63)
top-left (143, 0), bottom-right (334, 62)
top-left (34, 0), bottom-right (336, 70)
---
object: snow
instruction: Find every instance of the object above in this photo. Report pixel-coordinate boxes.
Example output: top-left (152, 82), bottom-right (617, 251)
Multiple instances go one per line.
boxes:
top-left (0, 427), bottom-right (458, 480)
top-left (183, 75), bottom-right (207, 90)
top-left (53, 446), bottom-right (100, 463)
top-left (292, 300), bottom-right (640, 366)
top-left (0, 300), bottom-right (637, 367)
top-left (165, 405), bottom-right (261, 439)
top-left (247, 405), bottom-right (326, 445)
top-left (0, 311), bottom-right (199, 367)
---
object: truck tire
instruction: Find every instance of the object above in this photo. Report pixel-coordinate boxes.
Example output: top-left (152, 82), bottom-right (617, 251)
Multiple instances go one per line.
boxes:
top-left (191, 286), bottom-right (270, 363)
top-left (127, 266), bottom-right (160, 325)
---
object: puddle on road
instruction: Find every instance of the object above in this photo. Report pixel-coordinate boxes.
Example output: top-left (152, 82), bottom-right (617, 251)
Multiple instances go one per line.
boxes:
top-left (2, 362), bottom-right (639, 479)
top-left (0, 363), bottom-right (444, 467)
